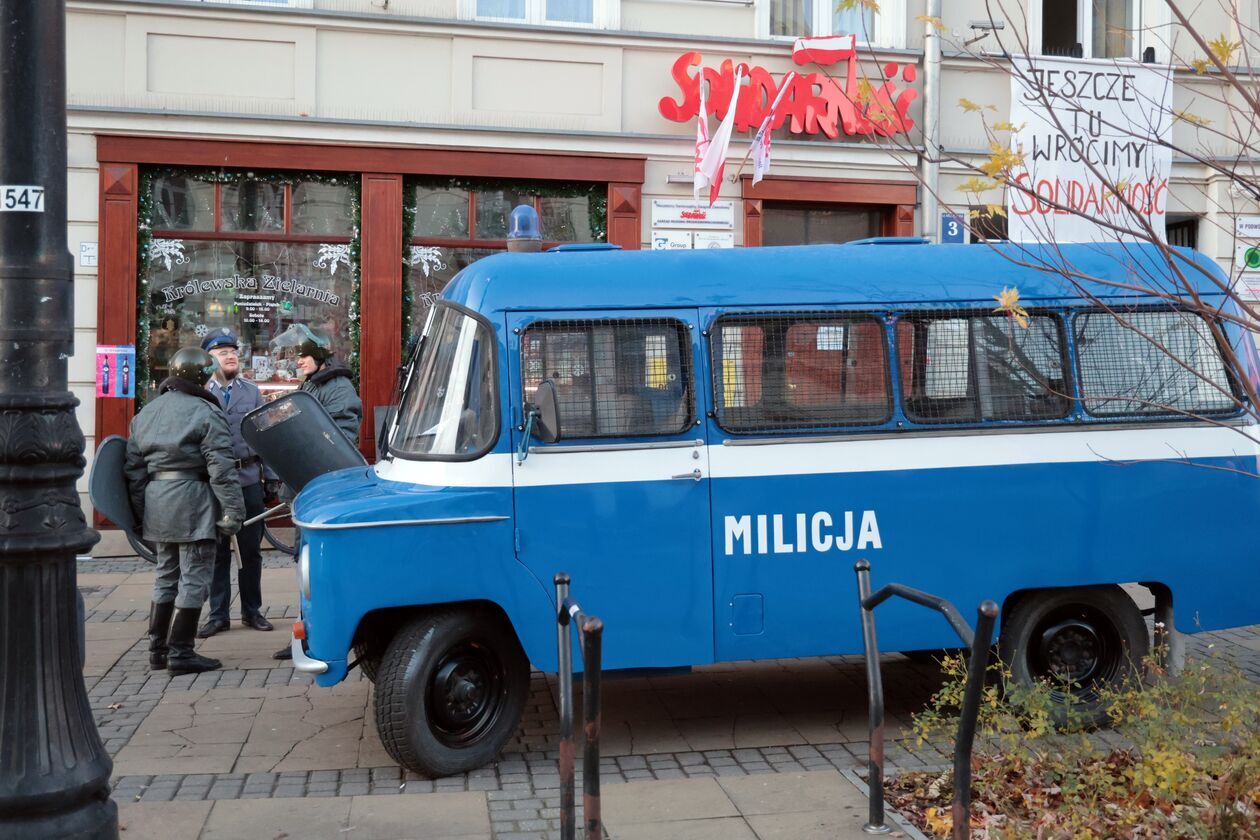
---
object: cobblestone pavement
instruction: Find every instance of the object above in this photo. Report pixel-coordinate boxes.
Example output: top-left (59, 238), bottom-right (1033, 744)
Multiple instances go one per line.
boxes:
top-left (80, 555), bottom-right (1260, 839)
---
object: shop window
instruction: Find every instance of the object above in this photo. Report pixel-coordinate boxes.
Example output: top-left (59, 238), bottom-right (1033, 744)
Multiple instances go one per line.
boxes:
top-left (896, 313), bottom-right (1070, 423)
top-left (140, 170), bottom-right (356, 403)
top-left (463, 0), bottom-right (617, 28)
top-left (1166, 217), bottom-right (1198, 250)
top-left (760, 0), bottom-right (902, 47)
top-left (1037, 0), bottom-right (1137, 59)
top-left (405, 177), bottom-right (607, 341)
top-left (967, 206), bottom-right (1009, 244)
top-left (220, 181), bottom-right (285, 233)
top-left (761, 203), bottom-right (882, 246)
top-left (712, 313), bottom-right (891, 433)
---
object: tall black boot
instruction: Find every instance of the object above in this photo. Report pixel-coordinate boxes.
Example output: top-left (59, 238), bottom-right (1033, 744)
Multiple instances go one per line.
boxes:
top-left (148, 601), bottom-right (176, 670)
top-left (167, 607), bottom-right (222, 675)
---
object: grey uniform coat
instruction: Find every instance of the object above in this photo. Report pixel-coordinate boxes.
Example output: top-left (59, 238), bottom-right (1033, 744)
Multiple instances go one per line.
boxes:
top-left (207, 375), bottom-right (275, 487)
top-left (301, 362), bottom-right (362, 443)
top-left (124, 380), bottom-right (246, 543)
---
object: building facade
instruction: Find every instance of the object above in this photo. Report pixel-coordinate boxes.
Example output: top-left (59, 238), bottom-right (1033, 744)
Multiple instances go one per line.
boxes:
top-left (67, 0), bottom-right (1258, 513)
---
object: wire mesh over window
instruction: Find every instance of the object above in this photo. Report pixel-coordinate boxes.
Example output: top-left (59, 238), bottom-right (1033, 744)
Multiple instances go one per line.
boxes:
top-left (712, 313), bottom-right (891, 433)
top-left (521, 319), bottom-right (693, 439)
top-left (896, 313), bottom-right (1071, 423)
top-left (1074, 309), bottom-right (1238, 417)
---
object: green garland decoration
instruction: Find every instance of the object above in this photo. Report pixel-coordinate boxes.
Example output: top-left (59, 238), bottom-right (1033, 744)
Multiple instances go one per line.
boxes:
top-left (401, 184), bottom-right (418, 352)
top-left (135, 166), bottom-right (362, 405)
top-left (136, 168), bottom-right (156, 406)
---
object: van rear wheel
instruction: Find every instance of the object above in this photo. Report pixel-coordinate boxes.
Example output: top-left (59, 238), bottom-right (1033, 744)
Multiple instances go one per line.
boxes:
top-left (373, 608), bottom-right (528, 777)
top-left (1000, 586), bottom-right (1148, 728)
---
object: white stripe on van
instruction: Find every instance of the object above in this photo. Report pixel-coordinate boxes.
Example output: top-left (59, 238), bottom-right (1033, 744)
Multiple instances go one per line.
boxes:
top-left (373, 424), bottom-right (1260, 489)
top-left (708, 423), bottom-right (1260, 479)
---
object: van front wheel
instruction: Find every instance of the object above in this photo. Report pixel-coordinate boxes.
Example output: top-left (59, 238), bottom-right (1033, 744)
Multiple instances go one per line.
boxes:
top-left (999, 586), bottom-right (1148, 728)
top-left (374, 608), bottom-right (529, 777)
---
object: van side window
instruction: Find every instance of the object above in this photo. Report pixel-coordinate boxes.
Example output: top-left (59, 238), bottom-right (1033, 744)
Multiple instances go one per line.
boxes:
top-left (895, 313), bottom-right (1070, 423)
top-left (521, 319), bottom-right (694, 438)
top-left (1074, 309), bottom-right (1237, 416)
top-left (712, 314), bottom-right (891, 433)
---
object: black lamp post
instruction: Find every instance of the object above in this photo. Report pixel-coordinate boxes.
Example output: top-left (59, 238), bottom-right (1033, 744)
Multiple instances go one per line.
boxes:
top-left (0, 2), bottom-right (118, 837)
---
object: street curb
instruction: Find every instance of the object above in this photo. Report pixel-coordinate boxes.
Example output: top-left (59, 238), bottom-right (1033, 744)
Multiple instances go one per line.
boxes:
top-left (840, 767), bottom-right (933, 840)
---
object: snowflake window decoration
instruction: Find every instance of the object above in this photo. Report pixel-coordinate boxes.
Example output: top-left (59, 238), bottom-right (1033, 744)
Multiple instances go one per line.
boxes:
top-left (408, 246), bottom-right (448, 278)
top-left (150, 239), bottom-right (189, 272)
top-left (194, 324), bottom-right (209, 338)
top-left (314, 243), bottom-right (352, 276)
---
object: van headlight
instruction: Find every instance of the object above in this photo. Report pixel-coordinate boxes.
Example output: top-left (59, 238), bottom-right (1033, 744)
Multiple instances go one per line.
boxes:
top-left (299, 543), bottom-right (311, 600)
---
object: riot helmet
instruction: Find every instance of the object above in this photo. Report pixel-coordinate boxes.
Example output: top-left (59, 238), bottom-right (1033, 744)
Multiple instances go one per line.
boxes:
top-left (168, 347), bottom-right (217, 386)
top-left (270, 324), bottom-right (332, 364)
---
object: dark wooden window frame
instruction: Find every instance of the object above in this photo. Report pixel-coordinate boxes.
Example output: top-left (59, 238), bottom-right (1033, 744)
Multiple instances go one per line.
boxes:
top-left (96, 136), bottom-right (645, 482)
top-left (741, 174), bottom-right (917, 246)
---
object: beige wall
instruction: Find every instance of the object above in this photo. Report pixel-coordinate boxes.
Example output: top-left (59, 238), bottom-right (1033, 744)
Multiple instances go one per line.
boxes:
top-left (68, 131), bottom-right (100, 510)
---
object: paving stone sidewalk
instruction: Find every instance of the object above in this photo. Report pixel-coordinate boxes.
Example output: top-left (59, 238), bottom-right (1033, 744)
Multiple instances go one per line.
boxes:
top-left (81, 555), bottom-right (1260, 839)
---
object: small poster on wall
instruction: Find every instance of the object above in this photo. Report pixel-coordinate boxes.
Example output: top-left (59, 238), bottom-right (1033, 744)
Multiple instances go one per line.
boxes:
top-left (693, 231), bottom-right (735, 249)
top-left (652, 230), bottom-right (693, 250)
top-left (96, 345), bottom-right (136, 399)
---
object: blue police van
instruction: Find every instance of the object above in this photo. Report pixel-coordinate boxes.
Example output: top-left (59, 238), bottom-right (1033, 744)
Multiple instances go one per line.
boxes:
top-left (284, 239), bottom-right (1260, 777)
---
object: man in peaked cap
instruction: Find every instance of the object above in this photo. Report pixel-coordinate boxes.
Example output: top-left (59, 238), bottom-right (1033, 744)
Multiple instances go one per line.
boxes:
top-left (197, 327), bottom-right (278, 638)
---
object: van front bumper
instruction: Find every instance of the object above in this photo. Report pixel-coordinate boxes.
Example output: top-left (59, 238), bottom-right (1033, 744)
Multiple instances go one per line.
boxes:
top-left (291, 637), bottom-right (329, 675)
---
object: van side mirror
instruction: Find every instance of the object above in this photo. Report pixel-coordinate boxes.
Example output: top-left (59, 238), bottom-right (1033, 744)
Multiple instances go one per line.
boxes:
top-left (530, 380), bottom-right (562, 444)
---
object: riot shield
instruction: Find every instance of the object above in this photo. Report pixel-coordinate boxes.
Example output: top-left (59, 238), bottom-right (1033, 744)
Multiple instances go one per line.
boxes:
top-left (242, 390), bottom-right (367, 495)
top-left (89, 435), bottom-right (156, 563)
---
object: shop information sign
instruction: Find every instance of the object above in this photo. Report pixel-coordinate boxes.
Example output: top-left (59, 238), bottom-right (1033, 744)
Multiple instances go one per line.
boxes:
top-left (652, 231), bottom-right (694, 250)
top-left (1007, 56), bottom-right (1173, 243)
top-left (694, 231), bottom-right (735, 248)
top-left (1235, 216), bottom-right (1260, 273)
top-left (652, 199), bottom-right (735, 230)
top-left (96, 345), bottom-right (136, 399)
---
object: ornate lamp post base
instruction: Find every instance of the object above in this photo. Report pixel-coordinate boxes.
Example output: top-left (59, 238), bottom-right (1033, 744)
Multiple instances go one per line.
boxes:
top-left (0, 2), bottom-right (118, 837)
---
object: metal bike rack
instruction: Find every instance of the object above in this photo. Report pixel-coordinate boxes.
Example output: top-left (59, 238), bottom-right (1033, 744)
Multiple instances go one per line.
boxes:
top-left (853, 559), bottom-right (998, 840)
top-left (554, 573), bottom-right (605, 840)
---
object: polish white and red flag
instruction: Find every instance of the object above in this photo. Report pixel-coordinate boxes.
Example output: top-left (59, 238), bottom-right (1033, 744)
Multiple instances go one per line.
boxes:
top-left (696, 66), bottom-right (744, 207)
top-left (751, 72), bottom-right (796, 186)
top-left (693, 77), bottom-right (712, 204)
top-left (791, 34), bottom-right (856, 67)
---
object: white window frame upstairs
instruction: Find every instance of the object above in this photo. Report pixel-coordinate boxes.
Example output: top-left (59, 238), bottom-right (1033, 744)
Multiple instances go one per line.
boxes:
top-left (1027, 0), bottom-right (1169, 61)
top-left (209, 0), bottom-right (314, 7)
top-left (757, 0), bottom-right (905, 50)
top-left (459, 0), bottom-right (620, 30)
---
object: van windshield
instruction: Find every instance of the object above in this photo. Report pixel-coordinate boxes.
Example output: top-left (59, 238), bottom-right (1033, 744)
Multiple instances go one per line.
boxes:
top-left (390, 303), bottom-right (498, 459)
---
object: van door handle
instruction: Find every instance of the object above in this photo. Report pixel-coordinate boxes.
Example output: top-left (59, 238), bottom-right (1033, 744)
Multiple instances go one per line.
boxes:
top-left (671, 469), bottom-right (703, 481)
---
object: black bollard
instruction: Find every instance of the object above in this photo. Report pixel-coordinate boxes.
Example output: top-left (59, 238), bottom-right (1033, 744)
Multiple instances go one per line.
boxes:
top-left (951, 600), bottom-right (998, 840)
top-left (554, 573), bottom-right (576, 840)
top-left (855, 559), bottom-right (892, 835)
top-left (581, 616), bottom-right (603, 840)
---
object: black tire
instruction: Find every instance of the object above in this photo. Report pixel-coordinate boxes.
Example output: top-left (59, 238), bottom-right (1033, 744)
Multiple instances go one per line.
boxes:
top-left (373, 608), bottom-right (529, 776)
top-left (1000, 586), bottom-right (1148, 727)
top-left (263, 523), bottom-right (297, 556)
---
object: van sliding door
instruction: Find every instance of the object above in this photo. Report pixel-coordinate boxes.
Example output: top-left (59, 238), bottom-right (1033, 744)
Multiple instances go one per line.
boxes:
top-left (508, 309), bottom-right (715, 670)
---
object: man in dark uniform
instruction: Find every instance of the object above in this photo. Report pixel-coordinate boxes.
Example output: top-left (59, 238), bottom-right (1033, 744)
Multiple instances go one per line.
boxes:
top-left (274, 327), bottom-right (362, 660)
top-left (197, 328), bottom-right (276, 638)
top-left (124, 347), bottom-right (245, 675)
top-left (295, 328), bottom-right (362, 444)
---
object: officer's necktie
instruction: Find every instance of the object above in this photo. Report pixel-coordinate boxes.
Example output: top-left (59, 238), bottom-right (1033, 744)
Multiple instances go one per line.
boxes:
top-left (223, 383), bottom-right (232, 408)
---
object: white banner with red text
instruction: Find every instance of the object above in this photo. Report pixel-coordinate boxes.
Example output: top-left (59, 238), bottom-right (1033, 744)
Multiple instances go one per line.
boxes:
top-left (1007, 56), bottom-right (1173, 243)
